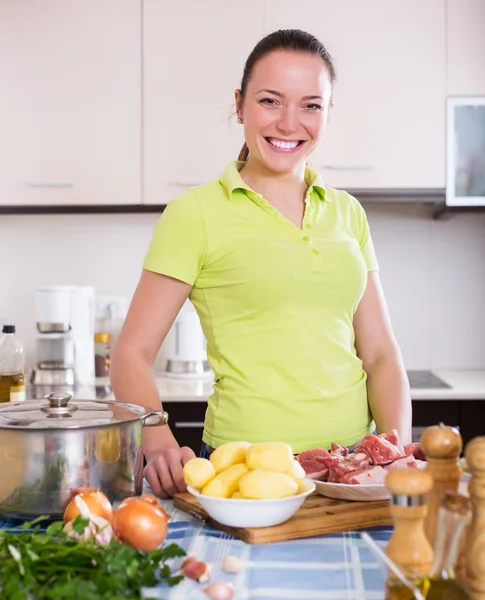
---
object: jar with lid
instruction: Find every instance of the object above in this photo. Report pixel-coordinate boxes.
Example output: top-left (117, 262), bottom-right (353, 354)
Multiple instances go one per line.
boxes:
top-left (94, 332), bottom-right (111, 377)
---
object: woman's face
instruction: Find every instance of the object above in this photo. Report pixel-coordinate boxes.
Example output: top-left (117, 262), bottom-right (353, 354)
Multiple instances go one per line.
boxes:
top-left (236, 50), bottom-right (333, 174)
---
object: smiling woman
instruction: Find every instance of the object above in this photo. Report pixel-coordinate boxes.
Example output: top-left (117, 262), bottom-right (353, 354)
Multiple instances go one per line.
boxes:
top-left (110, 28), bottom-right (412, 499)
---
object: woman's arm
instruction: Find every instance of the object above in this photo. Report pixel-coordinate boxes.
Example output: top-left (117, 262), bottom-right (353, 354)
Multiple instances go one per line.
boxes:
top-left (353, 272), bottom-right (412, 445)
top-left (110, 269), bottom-right (196, 496)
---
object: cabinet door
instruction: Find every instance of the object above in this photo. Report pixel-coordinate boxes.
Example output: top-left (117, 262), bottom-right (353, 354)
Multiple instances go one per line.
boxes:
top-left (459, 401), bottom-right (485, 448)
top-left (447, 0), bottom-right (485, 95)
top-left (264, 0), bottom-right (446, 189)
top-left (162, 401), bottom-right (207, 455)
top-left (143, 0), bottom-right (265, 204)
top-left (0, 1), bottom-right (141, 206)
top-left (411, 401), bottom-right (460, 443)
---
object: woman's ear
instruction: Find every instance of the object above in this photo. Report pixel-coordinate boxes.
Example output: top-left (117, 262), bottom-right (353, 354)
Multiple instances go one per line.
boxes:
top-left (234, 89), bottom-right (243, 121)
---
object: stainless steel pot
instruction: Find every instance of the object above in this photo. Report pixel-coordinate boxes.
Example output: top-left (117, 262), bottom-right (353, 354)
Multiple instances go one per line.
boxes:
top-left (0, 392), bottom-right (168, 519)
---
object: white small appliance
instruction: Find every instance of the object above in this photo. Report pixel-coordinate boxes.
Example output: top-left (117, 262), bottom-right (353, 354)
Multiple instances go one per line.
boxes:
top-left (164, 300), bottom-right (211, 378)
top-left (31, 285), bottom-right (95, 386)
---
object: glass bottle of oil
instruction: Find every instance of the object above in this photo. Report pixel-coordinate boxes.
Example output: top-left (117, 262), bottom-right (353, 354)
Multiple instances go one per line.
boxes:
top-left (387, 491), bottom-right (472, 599)
top-left (0, 324), bottom-right (25, 402)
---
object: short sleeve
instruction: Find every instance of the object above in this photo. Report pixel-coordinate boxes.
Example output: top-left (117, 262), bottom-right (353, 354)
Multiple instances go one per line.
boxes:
top-left (350, 195), bottom-right (379, 272)
top-left (142, 191), bottom-right (207, 285)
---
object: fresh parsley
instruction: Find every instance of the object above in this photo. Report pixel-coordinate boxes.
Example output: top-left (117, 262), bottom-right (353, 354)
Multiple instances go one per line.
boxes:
top-left (0, 516), bottom-right (186, 599)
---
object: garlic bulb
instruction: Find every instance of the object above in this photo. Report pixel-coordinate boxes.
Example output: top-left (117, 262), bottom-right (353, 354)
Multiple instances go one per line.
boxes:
top-left (63, 494), bottom-right (114, 545)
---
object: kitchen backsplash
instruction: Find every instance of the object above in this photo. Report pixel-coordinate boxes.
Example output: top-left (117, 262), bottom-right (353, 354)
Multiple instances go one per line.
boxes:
top-left (1, 204), bottom-right (484, 372)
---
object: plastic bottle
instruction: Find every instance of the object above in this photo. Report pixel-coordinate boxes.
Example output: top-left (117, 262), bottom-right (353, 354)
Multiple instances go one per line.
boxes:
top-left (0, 324), bottom-right (26, 402)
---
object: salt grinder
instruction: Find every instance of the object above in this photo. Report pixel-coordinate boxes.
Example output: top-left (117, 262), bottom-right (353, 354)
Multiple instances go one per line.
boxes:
top-left (420, 423), bottom-right (463, 550)
top-left (385, 467), bottom-right (434, 579)
top-left (465, 436), bottom-right (485, 599)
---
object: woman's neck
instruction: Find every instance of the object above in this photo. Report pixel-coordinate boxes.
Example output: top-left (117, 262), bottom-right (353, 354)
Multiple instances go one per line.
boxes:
top-left (239, 158), bottom-right (308, 206)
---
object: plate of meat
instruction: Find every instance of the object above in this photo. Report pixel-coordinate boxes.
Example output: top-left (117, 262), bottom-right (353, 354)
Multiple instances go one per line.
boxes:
top-left (297, 430), bottom-right (426, 502)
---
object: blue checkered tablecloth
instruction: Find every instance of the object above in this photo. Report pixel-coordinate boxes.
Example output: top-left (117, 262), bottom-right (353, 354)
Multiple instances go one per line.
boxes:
top-left (0, 501), bottom-right (392, 600)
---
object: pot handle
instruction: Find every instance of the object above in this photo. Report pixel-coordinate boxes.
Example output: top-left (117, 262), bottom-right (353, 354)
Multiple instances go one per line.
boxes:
top-left (141, 410), bottom-right (169, 427)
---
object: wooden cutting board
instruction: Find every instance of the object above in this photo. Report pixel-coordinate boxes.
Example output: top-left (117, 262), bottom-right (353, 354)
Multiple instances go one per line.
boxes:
top-left (173, 492), bottom-right (392, 544)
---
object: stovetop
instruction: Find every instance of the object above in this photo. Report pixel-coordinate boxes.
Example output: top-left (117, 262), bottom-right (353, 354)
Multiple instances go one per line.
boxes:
top-left (406, 370), bottom-right (451, 389)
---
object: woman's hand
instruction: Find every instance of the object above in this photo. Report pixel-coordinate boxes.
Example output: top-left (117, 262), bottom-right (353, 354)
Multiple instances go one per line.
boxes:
top-left (144, 446), bottom-right (196, 498)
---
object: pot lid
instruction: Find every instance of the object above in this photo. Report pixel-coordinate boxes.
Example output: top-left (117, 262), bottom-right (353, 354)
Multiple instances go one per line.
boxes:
top-left (0, 393), bottom-right (168, 430)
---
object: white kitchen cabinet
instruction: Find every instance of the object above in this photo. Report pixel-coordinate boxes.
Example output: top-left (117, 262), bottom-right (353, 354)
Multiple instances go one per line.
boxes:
top-left (446, 0), bottom-right (485, 96)
top-left (143, 0), bottom-right (265, 204)
top-left (264, 0), bottom-right (446, 190)
top-left (0, 1), bottom-right (141, 206)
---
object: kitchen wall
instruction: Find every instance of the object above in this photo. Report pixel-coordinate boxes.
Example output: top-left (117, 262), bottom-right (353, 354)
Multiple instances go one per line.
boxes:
top-left (1, 206), bottom-right (484, 373)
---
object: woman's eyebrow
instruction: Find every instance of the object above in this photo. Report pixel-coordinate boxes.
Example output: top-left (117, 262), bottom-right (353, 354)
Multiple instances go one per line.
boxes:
top-left (255, 89), bottom-right (323, 101)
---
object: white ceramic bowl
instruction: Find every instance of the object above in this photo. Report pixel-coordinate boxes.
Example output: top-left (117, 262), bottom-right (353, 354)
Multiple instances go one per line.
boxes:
top-left (187, 480), bottom-right (316, 528)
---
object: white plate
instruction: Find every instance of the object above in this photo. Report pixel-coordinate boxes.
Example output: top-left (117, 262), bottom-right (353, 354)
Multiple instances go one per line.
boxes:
top-left (310, 479), bottom-right (390, 502)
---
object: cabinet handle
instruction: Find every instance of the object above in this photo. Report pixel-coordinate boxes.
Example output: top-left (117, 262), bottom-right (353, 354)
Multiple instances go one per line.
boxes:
top-left (320, 165), bottom-right (374, 171)
top-left (166, 181), bottom-right (203, 188)
top-left (25, 182), bottom-right (74, 188)
top-left (173, 421), bottom-right (204, 428)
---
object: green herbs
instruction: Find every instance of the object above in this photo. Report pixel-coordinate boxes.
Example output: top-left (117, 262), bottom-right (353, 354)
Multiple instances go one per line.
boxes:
top-left (0, 515), bottom-right (186, 599)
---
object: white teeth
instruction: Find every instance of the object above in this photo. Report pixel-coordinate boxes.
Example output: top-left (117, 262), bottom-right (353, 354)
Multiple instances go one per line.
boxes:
top-left (268, 138), bottom-right (300, 149)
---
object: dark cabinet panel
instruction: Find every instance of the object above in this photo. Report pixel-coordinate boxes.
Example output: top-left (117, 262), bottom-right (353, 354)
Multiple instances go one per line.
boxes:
top-left (411, 401), bottom-right (461, 443)
top-left (411, 399), bottom-right (485, 449)
top-left (162, 401), bottom-right (207, 455)
top-left (460, 401), bottom-right (485, 449)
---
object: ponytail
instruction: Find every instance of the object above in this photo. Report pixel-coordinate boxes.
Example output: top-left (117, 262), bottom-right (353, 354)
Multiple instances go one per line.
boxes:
top-left (237, 142), bottom-right (249, 162)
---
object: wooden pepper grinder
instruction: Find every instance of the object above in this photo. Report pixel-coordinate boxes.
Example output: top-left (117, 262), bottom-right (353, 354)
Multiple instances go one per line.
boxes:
top-left (385, 467), bottom-right (434, 579)
top-left (420, 423), bottom-right (463, 550)
top-left (465, 436), bottom-right (485, 599)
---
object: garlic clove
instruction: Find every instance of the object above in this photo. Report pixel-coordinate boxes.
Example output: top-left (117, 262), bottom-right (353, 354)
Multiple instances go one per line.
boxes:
top-left (180, 556), bottom-right (211, 583)
top-left (203, 582), bottom-right (235, 600)
top-left (221, 555), bottom-right (245, 574)
top-left (63, 519), bottom-right (96, 542)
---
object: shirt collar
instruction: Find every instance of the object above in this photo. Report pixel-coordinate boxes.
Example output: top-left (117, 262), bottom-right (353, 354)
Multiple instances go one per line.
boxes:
top-left (219, 161), bottom-right (330, 202)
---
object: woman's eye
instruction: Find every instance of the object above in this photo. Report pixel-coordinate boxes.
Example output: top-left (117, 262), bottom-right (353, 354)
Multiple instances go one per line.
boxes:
top-left (259, 98), bottom-right (279, 106)
top-left (305, 103), bottom-right (322, 111)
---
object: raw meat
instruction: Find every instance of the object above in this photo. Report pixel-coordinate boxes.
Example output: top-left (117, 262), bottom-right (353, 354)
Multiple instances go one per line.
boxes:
top-left (356, 435), bottom-right (404, 465)
top-left (403, 442), bottom-right (426, 461)
top-left (297, 448), bottom-right (331, 479)
top-left (297, 430), bottom-right (425, 486)
top-left (339, 465), bottom-right (388, 485)
top-left (386, 454), bottom-right (418, 470)
top-left (330, 442), bottom-right (349, 457)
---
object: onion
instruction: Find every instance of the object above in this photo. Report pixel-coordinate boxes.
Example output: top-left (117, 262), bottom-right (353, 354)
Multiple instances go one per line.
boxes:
top-left (64, 488), bottom-right (113, 523)
top-left (111, 496), bottom-right (169, 551)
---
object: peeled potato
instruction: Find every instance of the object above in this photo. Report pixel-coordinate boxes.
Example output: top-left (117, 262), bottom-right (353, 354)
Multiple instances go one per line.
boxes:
top-left (239, 469), bottom-right (298, 499)
top-left (201, 463), bottom-right (249, 498)
top-left (285, 459), bottom-right (306, 481)
top-left (210, 441), bottom-right (252, 474)
top-left (246, 442), bottom-right (295, 473)
top-left (231, 491), bottom-right (244, 499)
top-left (183, 458), bottom-right (216, 490)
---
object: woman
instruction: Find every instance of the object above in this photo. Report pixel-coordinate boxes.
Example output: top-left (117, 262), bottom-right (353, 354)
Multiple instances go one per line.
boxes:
top-left (110, 29), bottom-right (412, 499)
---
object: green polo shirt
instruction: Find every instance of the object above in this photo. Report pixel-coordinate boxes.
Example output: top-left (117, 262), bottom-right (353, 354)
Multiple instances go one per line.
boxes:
top-left (143, 161), bottom-right (379, 453)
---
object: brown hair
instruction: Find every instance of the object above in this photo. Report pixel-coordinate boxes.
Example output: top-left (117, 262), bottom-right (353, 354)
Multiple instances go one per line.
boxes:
top-left (237, 29), bottom-right (337, 162)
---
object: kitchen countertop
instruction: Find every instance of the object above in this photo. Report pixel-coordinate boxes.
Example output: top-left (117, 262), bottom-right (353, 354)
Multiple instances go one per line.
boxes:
top-left (32, 369), bottom-right (485, 404)
top-left (145, 369), bottom-right (485, 403)
top-left (410, 369), bottom-right (485, 400)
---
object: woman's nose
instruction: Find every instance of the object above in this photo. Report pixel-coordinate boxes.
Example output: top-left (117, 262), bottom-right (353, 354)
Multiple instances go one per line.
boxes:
top-left (277, 107), bottom-right (299, 135)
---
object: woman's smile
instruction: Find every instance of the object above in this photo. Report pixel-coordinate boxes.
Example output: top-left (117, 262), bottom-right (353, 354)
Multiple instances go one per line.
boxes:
top-left (265, 137), bottom-right (306, 152)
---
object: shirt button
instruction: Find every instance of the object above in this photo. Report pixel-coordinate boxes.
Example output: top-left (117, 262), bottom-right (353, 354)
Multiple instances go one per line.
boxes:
top-left (302, 235), bottom-right (311, 242)
top-left (312, 248), bottom-right (320, 256)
